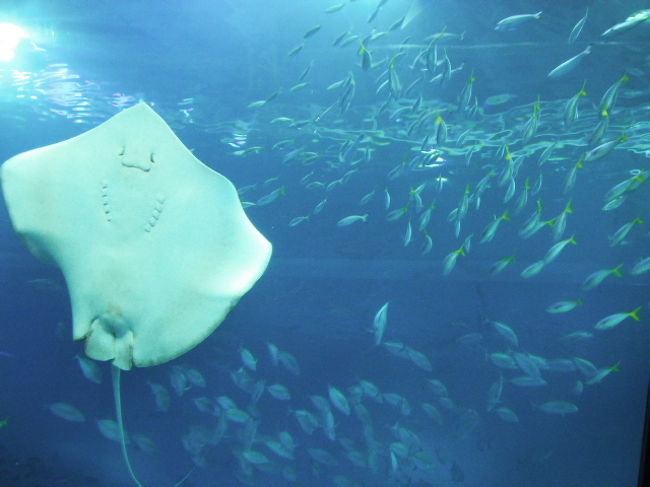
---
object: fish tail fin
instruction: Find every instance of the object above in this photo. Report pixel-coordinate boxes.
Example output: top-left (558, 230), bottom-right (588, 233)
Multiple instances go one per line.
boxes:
top-left (629, 306), bottom-right (642, 321)
top-left (612, 264), bottom-right (624, 277)
top-left (565, 200), bottom-right (573, 214)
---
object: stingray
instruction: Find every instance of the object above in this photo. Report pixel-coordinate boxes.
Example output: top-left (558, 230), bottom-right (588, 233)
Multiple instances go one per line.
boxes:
top-left (1, 103), bottom-right (272, 486)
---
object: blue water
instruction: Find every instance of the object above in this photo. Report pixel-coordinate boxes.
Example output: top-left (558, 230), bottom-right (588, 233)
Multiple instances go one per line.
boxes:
top-left (0, 1), bottom-right (649, 486)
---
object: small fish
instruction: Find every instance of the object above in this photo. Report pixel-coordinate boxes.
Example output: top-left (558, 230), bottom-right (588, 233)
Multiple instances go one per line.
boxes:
top-left (631, 257), bottom-right (650, 275)
top-left (434, 115), bottom-right (447, 145)
top-left (564, 82), bottom-right (587, 126)
top-left (490, 352), bottom-right (517, 370)
top-left (242, 450), bottom-right (270, 465)
top-left (339, 34), bottom-right (359, 47)
top-left (247, 100), bottom-right (267, 109)
top-left (47, 402), bottom-right (86, 422)
top-left (358, 42), bottom-right (372, 70)
top-left (573, 381), bottom-right (584, 396)
top-left (193, 396), bottom-right (215, 414)
top-left (332, 30), bottom-right (350, 46)
top-left (75, 355), bottom-right (102, 384)
top-left (313, 198), bottom-right (327, 215)
top-left (520, 260), bottom-right (545, 279)
top-left (605, 170), bottom-right (648, 201)
top-left (560, 331), bottom-right (593, 343)
top-left (491, 321), bottom-right (518, 348)
top-left (547, 45), bottom-right (591, 79)
top-left (257, 186), bottom-right (286, 206)
top-left (373, 302), bottom-right (389, 345)
top-left (298, 61), bottom-right (313, 81)
top-left (337, 214), bottom-right (368, 226)
top-left (287, 43), bottom-right (304, 57)
top-left (97, 419), bottom-right (122, 442)
top-left (609, 218), bottom-right (643, 246)
top-left (328, 385), bottom-right (351, 415)
top-left (367, 3), bottom-right (381, 23)
top-left (601, 9), bottom-right (650, 37)
top-left (513, 352), bottom-right (541, 379)
top-left (484, 93), bottom-right (517, 106)
top-left (267, 342), bottom-right (280, 366)
top-left (294, 409), bottom-right (319, 434)
top-left (546, 299), bottom-right (582, 314)
top-left (185, 368), bottom-right (206, 388)
top-left (480, 211), bottom-right (510, 244)
top-left (582, 265), bottom-right (623, 290)
top-left (267, 384), bottom-right (291, 400)
top-left (289, 81), bottom-right (309, 92)
top-left (421, 403), bottom-right (443, 424)
top-left (585, 362), bottom-right (621, 385)
top-left (169, 366), bottom-right (189, 396)
top-left (403, 220), bottom-right (413, 247)
top-left (387, 206), bottom-right (409, 221)
top-left (537, 400), bottom-right (578, 416)
top-left (487, 376), bottom-right (504, 411)
top-left (270, 117), bottom-right (293, 124)
top-left (584, 135), bottom-right (628, 162)
top-left (600, 73), bottom-right (629, 114)
top-left (510, 376), bottom-right (547, 387)
top-left (216, 397), bottom-right (238, 412)
top-left (289, 215), bottom-right (310, 227)
top-left (389, 15), bottom-right (405, 31)
top-left (544, 236), bottom-right (577, 264)
top-left (406, 346), bottom-right (432, 371)
top-left (225, 408), bottom-right (250, 423)
top-left (303, 25), bottom-right (322, 39)
top-left (491, 256), bottom-right (516, 275)
top-left (308, 447), bottom-right (338, 466)
top-left (568, 8), bottom-right (589, 44)
top-left (327, 78), bottom-right (347, 91)
top-left (573, 357), bottom-right (598, 379)
top-left (279, 351), bottom-right (301, 375)
top-left (495, 406), bottom-right (519, 423)
top-left (427, 379), bottom-right (449, 397)
top-left (442, 245), bottom-right (465, 275)
top-left (595, 307), bottom-right (642, 331)
top-left (148, 381), bottom-right (170, 412)
top-left (495, 11), bottom-right (542, 31)
top-left (240, 347), bottom-right (257, 371)
top-left (325, 3), bottom-right (345, 13)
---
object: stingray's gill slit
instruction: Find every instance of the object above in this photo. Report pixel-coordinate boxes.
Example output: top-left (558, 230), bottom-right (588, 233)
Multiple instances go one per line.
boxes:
top-left (144, 195), bottom-right (165, 233)
top-left (100, 180), bottom-right (112, 223)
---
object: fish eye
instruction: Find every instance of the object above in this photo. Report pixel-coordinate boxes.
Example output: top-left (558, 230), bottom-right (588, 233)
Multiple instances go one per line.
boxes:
top-left (629, 169), bottom-right (641, 175)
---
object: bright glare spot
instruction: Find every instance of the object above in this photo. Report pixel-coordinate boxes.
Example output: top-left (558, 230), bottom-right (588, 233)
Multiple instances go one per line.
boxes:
top-left (0, 23), bottom-right (29, 62)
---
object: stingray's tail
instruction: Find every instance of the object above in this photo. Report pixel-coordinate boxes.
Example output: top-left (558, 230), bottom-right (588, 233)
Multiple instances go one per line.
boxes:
top-left (112, 366), bottom-right (146, 487)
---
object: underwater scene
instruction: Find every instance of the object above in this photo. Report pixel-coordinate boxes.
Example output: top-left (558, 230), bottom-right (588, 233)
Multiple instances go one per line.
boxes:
top-left (0, 0), bottom-right (649, 486)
